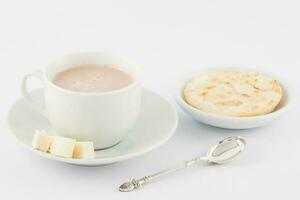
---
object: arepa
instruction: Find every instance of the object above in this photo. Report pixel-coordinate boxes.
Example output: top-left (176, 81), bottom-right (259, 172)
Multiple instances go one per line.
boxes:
top-left (183, 70), bottom-right (282, 117)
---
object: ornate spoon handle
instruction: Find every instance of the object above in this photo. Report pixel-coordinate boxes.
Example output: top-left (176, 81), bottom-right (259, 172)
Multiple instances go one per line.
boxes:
top-left (119, 157), bottom-right (207, 192)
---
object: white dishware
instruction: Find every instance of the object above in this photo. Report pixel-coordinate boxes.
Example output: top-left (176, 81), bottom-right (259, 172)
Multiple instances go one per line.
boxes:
top-left (7, 89), bottom-right (178, 166)
top-left (175, 67), bottom-right (292, 129)
top-left (119, 136), bottom-right (246, 192)
top-left (21, 52), bottom-right (142, 149)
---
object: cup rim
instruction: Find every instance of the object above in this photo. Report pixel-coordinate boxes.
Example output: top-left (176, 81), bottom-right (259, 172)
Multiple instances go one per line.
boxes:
top-left (42, 51), bottom-right (142, 96)
top-left (174, 66), bottom-right (293, 120)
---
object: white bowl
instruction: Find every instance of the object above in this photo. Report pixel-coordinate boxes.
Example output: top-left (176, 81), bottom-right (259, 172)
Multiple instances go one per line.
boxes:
top-left (174, 67), bottom-right (292, 129)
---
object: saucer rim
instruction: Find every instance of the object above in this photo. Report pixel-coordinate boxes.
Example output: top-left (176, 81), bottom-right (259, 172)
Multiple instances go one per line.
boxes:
top-left (7, 88), bottom-right (178, 166)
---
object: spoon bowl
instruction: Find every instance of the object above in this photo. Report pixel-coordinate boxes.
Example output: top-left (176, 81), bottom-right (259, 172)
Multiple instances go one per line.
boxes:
top-left (206, 136), bottom-right (246, 164)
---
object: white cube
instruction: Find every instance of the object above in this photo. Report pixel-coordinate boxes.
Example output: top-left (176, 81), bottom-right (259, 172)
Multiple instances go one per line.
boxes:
top-left (49, 136), bottom-right (76, 158)
top-left (73, 142), bottom-right (95, 159)
top-left (32, 130), bottom-right (53, 152)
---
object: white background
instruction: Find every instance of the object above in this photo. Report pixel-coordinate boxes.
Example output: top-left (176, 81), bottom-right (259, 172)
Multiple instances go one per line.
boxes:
top-left (0, 0), bottom-right (299, 199)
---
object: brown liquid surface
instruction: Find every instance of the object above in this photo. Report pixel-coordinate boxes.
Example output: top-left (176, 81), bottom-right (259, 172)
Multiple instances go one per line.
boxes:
top-left (52, 65), bottom-right (133, 93)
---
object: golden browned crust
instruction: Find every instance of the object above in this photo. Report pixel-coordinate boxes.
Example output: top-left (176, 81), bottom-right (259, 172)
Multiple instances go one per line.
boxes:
top-left (183, 70), bottom-right (282, 117)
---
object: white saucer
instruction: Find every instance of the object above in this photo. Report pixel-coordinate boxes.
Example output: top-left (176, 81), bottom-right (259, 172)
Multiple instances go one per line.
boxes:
top-left (7, 88), bottom-right (178, 166)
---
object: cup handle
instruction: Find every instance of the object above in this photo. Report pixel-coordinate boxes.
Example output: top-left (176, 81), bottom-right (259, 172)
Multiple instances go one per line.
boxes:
top-left (21, 70), bottom-right (47, 117)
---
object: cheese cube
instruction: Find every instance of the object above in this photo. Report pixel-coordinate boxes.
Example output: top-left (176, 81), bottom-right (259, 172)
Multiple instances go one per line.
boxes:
top-left (49, 136), bottom-right (76, 158)
top-left (73, 142), bottom-right (95, 159)
top-left (32, 130), bottom-right (53, 152)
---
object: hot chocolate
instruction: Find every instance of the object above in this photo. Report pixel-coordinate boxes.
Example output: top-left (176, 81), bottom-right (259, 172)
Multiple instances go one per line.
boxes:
top-left (52, 65), bottom-right (133, 93)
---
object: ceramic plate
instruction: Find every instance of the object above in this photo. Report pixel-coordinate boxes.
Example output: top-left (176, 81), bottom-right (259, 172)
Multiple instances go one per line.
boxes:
top-left (175, 67), bottom-right (291, 129)
top-left (7, 88), bottom-right (178, 166)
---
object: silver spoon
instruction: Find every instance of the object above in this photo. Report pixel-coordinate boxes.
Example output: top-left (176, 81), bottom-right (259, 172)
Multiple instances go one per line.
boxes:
top-left (119, 136), bottom-right (246, 192)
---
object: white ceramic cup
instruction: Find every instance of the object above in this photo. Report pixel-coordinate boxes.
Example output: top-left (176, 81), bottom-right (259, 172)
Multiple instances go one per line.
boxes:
top-left (21, 52), bottom-right (142, 149)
